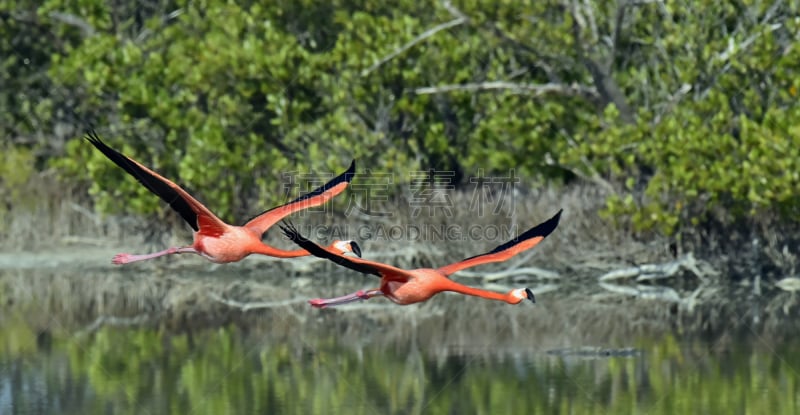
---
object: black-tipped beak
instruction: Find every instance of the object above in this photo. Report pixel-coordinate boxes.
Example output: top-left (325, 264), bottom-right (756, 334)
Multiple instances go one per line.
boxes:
top-left (525, 288), bottom-right (536, 304)
top-left (350, 241), bottom-right (362, 258)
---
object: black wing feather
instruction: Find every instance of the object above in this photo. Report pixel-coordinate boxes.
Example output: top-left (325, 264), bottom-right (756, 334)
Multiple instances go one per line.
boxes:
top-left (85, 129), bottom-right (199, 231)
top-left (280, 221), bottom-right (381, 277)
top-left (460, 209), bottom-right (562, 262)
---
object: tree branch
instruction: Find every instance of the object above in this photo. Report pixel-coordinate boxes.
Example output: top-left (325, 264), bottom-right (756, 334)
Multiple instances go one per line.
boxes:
top-left (775, 277), bottom-right (800, 292)
top-left (49, 12), bottom-right (96, 37)
top-left (362, 15), bottom-right (466, 76)
top-left (569, 0), bottom-right (636, 123)
top-left (611, 1), bottom-right (628, 64)
top-left (599, 282), bottom-right (682, 302)
top-left (698, 21), bottom-right (784, 100)
top-left (598, 252), bottom-right (717, 282)
top-left (612, 0), bottom-right (665, 63)
top-left (452, 266), bottom-right (561, 281)
top-left (653, 83), bottom-right (692, 124)
top-left (411, 81), bottom-right (600, 100)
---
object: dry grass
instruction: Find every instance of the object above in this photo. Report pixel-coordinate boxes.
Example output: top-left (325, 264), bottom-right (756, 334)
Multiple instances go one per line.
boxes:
top-left (1, 174), bottom-right (138, 251)
top-left (1, 173), bottom-right (798, 343)
top-left (4, 263), bottom-right (797, 352)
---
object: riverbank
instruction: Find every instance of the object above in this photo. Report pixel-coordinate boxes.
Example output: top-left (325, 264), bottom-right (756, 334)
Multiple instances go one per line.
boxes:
top-left (2, 182), bottom-right (798, 344)
top-left (1, 245), bottom-right (797, 350)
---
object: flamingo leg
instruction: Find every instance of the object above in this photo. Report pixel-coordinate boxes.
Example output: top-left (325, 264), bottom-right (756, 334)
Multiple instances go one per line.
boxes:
top-left (112, 247), bottom-right (198, 265)
top-left (308, 289), bottom-right (383, 308)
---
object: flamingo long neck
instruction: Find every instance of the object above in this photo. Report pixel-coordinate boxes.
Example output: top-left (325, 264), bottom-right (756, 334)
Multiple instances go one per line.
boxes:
top-left (249, 243), bottom-right (310, 258)
top-left (437, 278), bottom-right (513, 303)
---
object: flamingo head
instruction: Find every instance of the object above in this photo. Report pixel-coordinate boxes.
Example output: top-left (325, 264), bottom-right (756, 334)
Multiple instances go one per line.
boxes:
top-left (509, 288), bottom-right (536, 304)
top-left (332, 240), bottom-right (362, 257)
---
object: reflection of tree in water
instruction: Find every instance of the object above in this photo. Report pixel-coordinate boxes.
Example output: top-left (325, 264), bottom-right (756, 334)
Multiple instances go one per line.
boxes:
top-left (2, 321), bottom-right (799, 414)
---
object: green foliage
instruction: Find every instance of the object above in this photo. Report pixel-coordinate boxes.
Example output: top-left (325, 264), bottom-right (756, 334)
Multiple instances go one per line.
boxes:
top-left (2, 0), bottom-right (799, 232)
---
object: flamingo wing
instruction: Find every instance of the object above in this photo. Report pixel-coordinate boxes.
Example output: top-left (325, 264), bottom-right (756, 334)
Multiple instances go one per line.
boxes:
top-left (436, 209), bottom-right (562, 276)
top-left (280, 221), bottom-right (410, 279)
top-left (243, 160), bottom-right (356, 236)
top-left (85, 130), bottom-right (228, 237)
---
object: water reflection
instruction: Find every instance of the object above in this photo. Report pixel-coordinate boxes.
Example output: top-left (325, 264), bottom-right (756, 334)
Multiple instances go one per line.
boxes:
top-left (2, 265), bottom-right (800, 414)
top-left (1, 317), bottom-right (799, 415)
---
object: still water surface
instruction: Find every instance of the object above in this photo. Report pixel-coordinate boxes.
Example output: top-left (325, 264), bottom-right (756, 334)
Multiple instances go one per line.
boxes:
top-left (0, 265), bottom-right (799, 414)
top-left (2, 318), bottom-right (799, 414)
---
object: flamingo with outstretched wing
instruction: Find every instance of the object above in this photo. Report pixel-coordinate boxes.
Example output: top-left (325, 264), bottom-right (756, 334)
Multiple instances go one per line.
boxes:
top-left (86, 129), bottom-right (361, 264)
top-left (281, 209), bottom-right (562, 306)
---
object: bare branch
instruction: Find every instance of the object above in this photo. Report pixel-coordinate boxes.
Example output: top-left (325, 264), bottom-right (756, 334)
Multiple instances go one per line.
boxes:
top-left (49, 12), bottom-right (96, 37)
top-left (611, 1), bottom-right (628, 62)
top-left (580, 0), bottom-right (599, 44)
top-left (411, 81), bottom-right (600, 100)
top-left (136, 8), bottom-right (184, 43)
top-left (653, 83), bottom-right (692, 124)
top-left (362, 15), bottom-right (466, 76)
top-left (598, 252), bottom-right (718, 282)
top-left (599, 282), bottom-right (682, 302)
top-left (452, 266), bottom-right (561, 281)
top-left (698, 6), bottom-right (785, 100)
top-left (612, 0), bottom-right (665, 61)
top-left (775, 277), bottom-right (800, 292)
top-left (441, 0), bottom-right (468, 20)
top-left (569, 0), bottom-right (636, 123)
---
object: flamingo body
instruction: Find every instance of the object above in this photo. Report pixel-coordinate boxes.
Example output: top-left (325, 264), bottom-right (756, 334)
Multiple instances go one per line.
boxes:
top-left (283, 209), bottom-right (562, 307)
top-left (191, 226), bottom-right (270, 263)
top-left (378, 269), bottom-right (517, 305)
top-left (86, 129), bottom-right (360, 264)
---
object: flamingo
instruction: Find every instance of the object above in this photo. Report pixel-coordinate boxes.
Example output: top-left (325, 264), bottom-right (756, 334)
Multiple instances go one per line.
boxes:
top-left (280, 209), bottom-right (562, 307)
top-left (85, 129), bottom-right (362, 264)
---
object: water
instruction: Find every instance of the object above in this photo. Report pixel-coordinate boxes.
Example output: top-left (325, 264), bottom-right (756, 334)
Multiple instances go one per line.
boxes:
top-left (2, 316), bottom-right (799, 414)
top-left (1, 265), bottom-right (799, 414)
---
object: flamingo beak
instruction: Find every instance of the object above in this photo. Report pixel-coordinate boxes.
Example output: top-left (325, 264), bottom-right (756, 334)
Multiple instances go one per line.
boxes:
top-left (349, 241), bottom-right (362, 258)
top-left (524, 288), bottom-right (536, 304)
